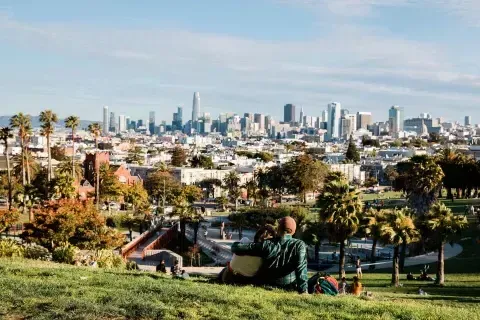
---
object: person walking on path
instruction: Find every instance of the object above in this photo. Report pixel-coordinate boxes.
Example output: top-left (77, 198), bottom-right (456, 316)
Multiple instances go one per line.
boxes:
top-left (356, 256), bottom-right (363, 279)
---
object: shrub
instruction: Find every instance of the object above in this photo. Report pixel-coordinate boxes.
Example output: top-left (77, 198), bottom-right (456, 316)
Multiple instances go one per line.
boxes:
top-left (95, 250), bottom-right (125, 269)
top-left (126, 260), bottom-right (139, 270)
top-left (24, 243), bottom-right (52, 261)
top-left (0, 239), bottom-right (24, 258)
top-left (52, 244), bottom-right (78, 264)
top-left (234, 206), bottom-right (310, 229)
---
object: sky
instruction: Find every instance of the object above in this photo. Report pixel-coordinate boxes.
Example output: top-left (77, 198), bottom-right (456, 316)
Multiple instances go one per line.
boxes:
top-left (1, 0), bottom-right (480, 124)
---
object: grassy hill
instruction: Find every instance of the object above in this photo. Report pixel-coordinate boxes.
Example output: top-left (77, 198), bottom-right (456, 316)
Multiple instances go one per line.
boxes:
top-left (1, 258), bottom-right (479, 320)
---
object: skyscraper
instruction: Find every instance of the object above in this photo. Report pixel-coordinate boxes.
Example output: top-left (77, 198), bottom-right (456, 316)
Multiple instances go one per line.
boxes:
top-left (356, 112), bottom-right (372, 130)
top-left (299, 107), bottom-right (304, 126)
top-left (341, 113), bottom-right (357, 138)
top-left (149, 111), bottom-right (155, 135)
top-left (465, 116), bottom-right (472, 126)
top-left (389, 106), bottom-right (404, 134)
top-left (254, 113), bottom-right (265, 131)
top-left (109, 112), bottom-right (116, 133)
top-left (118, 115), bottom-right (127, 132)
top-left (327, 102), bottom-right (341, 140)
top-left (284, 104), bottom-right (296, 123)
top-left (321, 110), bottom-right (328, 122)
top-left (103, 106), bottom-right (109, 135)
top-left (172, 106), bottom-right (183, 130)
top-left (192, 92), bottom-right (200, 122)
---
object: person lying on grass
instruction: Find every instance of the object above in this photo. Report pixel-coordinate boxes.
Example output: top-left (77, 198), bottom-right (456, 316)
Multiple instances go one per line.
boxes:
top-left (219, 224), bottom-right (276, 284)
top-left (229, 216), bottom-right (309, 294)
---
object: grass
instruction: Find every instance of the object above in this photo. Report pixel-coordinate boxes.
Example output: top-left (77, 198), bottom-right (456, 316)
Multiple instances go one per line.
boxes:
top-left (0, 258), bottom-right (479, 320)
top-left (359, 191), bottom-right (403, 202)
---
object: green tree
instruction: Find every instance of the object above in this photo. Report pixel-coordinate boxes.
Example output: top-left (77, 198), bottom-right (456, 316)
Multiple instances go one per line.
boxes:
top-left (191, 155), bottom-right (214, 169)
top-left (126, 145), bottom-right (145, 165)
top-left (317, 178), bottom-right (363, 277)
top-left (0, 208), bottom-right (19, 234)
top-left (243, 177), bottom-right (258, 206)
top-left (39, 110), bottom-right (58, 182)
top-left (223, 171), bottom-right (240, 210)
top-left (198, 178), bottom-right (222, 199)
top-left (0, 127), bottom-right (14, 209)
top-left (425, 203), bottom-right (468, 285)
top-left (215, 195), bottom-right (228, 211)
top-left (144, 171), bottom-right (182, 213)
top-left (172, 191), bottom-right (201, 249)
top-left (345, 135), bottom-right (360, 163)
top-left (256, 152), bottom-right (274, 163)
top-left (380, 208), bottom-right (419, 286)
top-left (53, 173), bottom-right (76, 199)
top-left (171, 146), bottom-right (187, 167)
top-left (228, 212), bottom-right (247, 240)
top-left (99, 164), bottom-right (123, 210)
top-left (364, 177), bottom-right (378, 188)
top-left (56, 160), bottom-right (83, 181)
top-left (65, 116), bottom-right (80, 181)
top-left (15, 184), bottom-right (42, 222)
top-left (363, 208), bottom-right (387, 266)
top-left (10, 113), bottom-right (32, 185)
top-left (384, 165), bottom-right (399, 187)
top-left (88, 122), bottom-right (102, 208)
top-left (123, 183), bottom-right (149, 213)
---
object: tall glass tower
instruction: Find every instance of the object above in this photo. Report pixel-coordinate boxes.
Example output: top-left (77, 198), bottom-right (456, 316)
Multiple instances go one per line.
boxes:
top-left (192, 92), bottom-right (200, 122)
top-left (103, 106), bottom-right (109, 135)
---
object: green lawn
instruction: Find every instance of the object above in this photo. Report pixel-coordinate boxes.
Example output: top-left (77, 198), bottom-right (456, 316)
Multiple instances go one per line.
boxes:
top-left (359, 191), bottom-right (403, 202)
top-left (1, 258), bottom-right (479, 320)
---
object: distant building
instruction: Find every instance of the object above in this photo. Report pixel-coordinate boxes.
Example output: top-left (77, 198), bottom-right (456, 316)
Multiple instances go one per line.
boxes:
top-left (389, 106), bottom-right (404, 135)
top-left (109, 112), bottom-right (116, 133)
top-left (341, 113), bottom-right (357, 138)
top-left (254, 113), bottom-right (265, 131)
top-left (356, 112), bottom-right (372, 130)
top-left (284, 104), bottom-right (296, 123)
top-left (327, 102), bottom-right (341, 140)
top-left (299, 107), bottom-right (304, 127)
top-left (118, 115), bottom-right (127, 132)
top-left (149, 111), bottom-right (156, 135)
top-left (103, 106), bottom-right (109, 135)
top-left (465, 116), bottom-right (472, 126)
top-left (172, 106), bottom-right (183, 131)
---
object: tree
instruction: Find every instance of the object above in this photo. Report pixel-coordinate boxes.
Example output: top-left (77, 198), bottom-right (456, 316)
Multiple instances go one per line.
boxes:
top-left (363, 208), bottom-right (387, 266)
top-left (243, 177), bottom-right (258, 206)
top-left (123, 183), bottom-right (149, 213)
top-left (215, 195), bottom-right (228, 211)
top-left (10, 113), bottom-right (32, 185)
top-left (256, 152), bottom-right (274, 163)
top-left (144, 171), bottom-right (182, 213)
top-left (53, 173), bottom-right (76, 200)
top-left (228, 212), bottom-right (247, 240)
top-left (425, 203), bottom-right (468, 285)
top-left (171, 192), bottom-right (201, 250)
top-left (317, 179), bottom-right (363, 278)
top-left (15, 184), bottom-right (41, 222)
top-left (51, 145), bottom-right (68, 162)
top-left (171, 146), bottom-right (187, 167)
top-left (364, 177), bottom-right (378, 188)
top-left (120, 213), bottom-right (143, 242)
top-left (223, 171), bottom-right (240, 210)
top-left (0, 208), bottom-right (19, 235)
top-left (39, 110), bottom-right (58, 182)
top-left (0, 127), bottom-right (14, 209)
top-left (284, 155), bottom-right (328, 203)
top-left (191, 155), bottom-right (214, 169)
top-left (99, 164), bottom-right (123, 209)
top-left (198, 178), bottom-right (222, 199)
top-left (406, 157), bottom-right (444, 215)
top-left (56, 160), bottom-right (83, 181)
top-left (65, 116), bottom-right (80, 181)
top-left (22, 199), bottom-right (124, 250)
top-left (181, 185), bottom-right (202, 204)
top-left (126, 145), bottom-right (145, 165)
top-left (345, 135), bottom-right (360, 163)
top-left (302, 220), bottom-right (328, 263)
top-left (88, 122), bottom-right (102, 208)
top-left (380, 208), bottom-right (419, 286)
top-left (384, 165), bottom-right (399, 187)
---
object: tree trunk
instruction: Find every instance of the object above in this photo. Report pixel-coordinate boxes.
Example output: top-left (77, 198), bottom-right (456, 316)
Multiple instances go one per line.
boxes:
top-left (29, 207), bottom-right (34, 223)
top-left (193, 222), bottom-right (199, 244)
top-left (392, 246), bottom-right (400, 286)
top-left (25, 145), bottom-right (31, 184)
top-left (238, 227), bottom-right (243, 240)
top-left (71, 129), bottom-right (75, 181)
top-left (180, 219), bottom-right (186, 252)
top-left (47, 135), bottom-right (52, 182)
top-left (96, 151), bottom-right (100, 209)
top-left (437, 242), bottom-right (445, 285)
top-left (20, 141), bottom-right (26, 186)
top-left (315, 242), bottom-right (320, 263)
top-left (370, 238), bottom-right (377, 263)
top-left (339, 240), bottom-right (346, 278)
top-left (5, 145), bottom-right (12, 210)
top-left (129, 228), bottom-right (133, 242)
top-left (399, 242), bottom-right (407, 272)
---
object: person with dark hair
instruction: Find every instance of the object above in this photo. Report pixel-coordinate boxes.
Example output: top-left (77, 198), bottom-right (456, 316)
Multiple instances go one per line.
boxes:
top-left (156, 260), bottom-right (167, 273)
top-left (231, 216), bottom-right (309, 294)
top-left (356, 256), bottom-right (363, 279)
top-left (170, 260), bottom-right (180, 276)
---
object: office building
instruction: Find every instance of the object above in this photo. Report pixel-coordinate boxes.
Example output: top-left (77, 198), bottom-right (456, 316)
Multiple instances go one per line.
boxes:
top-left (356, 112), bottom-right (372, 130)
top-left (149, 111), bottom-right (156, 135)
top-left (327, 102), bottom-right (341, 140)
top-left (172, 106), bottom-right (183, 131)
top-left (389, 105), bottom-right (404, 134)
top-left (299, 107), bottom-right (304, 126)
top-left (284, 104), bottom-right (296, 123)
top-left (341, 113), bottom-right (357, 138)
top-left (118, 115), bottom-right (127, 132)
top-left (341, 109), bottom-right (349, 117)
top-left (192, 92), bottom-right (200, 122)
top-left (321, 110), bottom-right (328, 122)
top-left (465, 116), bottom-right (472, 126)
top-left (254, 113), bottom-right (265, 131)
top-left (420, 113), bottom-right (432, 119)
top-left (103, 106), bottom-right (109, 135)
top-left (109, 112), bottom-right (116, 133)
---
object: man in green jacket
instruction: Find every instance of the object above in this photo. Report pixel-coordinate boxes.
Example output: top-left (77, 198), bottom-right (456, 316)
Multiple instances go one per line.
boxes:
top-left (230, 216), bottom-right (308, 294)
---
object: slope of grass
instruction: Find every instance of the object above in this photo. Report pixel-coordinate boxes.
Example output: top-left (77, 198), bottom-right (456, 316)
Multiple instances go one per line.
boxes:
top-left (1, 258), bottom-right (479, 320)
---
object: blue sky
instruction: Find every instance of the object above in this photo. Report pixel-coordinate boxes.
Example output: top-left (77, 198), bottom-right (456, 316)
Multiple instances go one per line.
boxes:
top-left (1, 0), bottom-right (480, 123)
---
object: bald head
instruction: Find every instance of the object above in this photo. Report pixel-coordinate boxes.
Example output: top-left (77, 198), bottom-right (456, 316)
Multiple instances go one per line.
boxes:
top-left (278, 216), bottom-right (297, 235)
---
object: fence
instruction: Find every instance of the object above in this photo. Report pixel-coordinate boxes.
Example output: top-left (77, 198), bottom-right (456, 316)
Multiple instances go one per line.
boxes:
top-left (3, 224), bottom-right (24, 237)
top-left (141, 223), bottom-right (178, 260)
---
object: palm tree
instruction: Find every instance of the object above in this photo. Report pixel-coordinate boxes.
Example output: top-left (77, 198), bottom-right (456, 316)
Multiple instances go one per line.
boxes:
top-left (171, 194), bottom-right (199, 250)
top-left (363, 208), bottom-right (387, 267)
top-left (317, 179), bottom-right (363, 278)
top-left (39, 110), bottom-right (58, 182)
top-left (380, 208), bottom-right (419, 286)
top-left (88, 122), bottom-right (102, 207)
top-left (65, 116), bottom-right (80, 181)
top-left (12, 152), bottom-right (40, 183)
top-left (425, 203), bottom-right (468, 285)
top-left (223, 171), bottom-right (240, 210)
top-left (0, 127), bottom-right (13, 209)
top-left (56, 160), bottom-right (83, 181)
top-left (10, 113), bottom-right (32, 185)
top-left (15, 184), bottom-right (41, 222)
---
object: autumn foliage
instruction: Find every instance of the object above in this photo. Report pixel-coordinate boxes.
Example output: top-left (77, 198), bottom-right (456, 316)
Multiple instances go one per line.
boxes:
top-left (22, 199), bottom-right (124, 250)
top-left (0, 208), bottom-right (20, 233)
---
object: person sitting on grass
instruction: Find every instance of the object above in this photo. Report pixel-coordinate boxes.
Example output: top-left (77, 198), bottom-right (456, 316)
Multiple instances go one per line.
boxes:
top-left (230, 216), bottom-right (309, 294)
top-left (339, 277), bottom-right (349, 294)
top-left (219, 225), bottom-right (276, 284)
top-left (156, 260), bottom-right (167, 273)
top-left (170, 260), bottom-right (180, 276)
top-left (351, 276), bottom-right (363, 296)
top-left (313, 274), bottom-right (339, 296)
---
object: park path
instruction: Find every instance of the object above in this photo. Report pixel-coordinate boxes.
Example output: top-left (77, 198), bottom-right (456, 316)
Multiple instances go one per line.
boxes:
top-left (126, 229), bottom-right (166, 272)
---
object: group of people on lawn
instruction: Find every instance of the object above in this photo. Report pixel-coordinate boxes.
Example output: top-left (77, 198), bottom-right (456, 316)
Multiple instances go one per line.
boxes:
top-left (218, 216), bottom-right (363, 295)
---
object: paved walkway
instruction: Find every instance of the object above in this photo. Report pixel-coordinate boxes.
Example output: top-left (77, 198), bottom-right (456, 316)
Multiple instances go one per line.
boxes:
top-left (127, 229), bottom-right (166, 271)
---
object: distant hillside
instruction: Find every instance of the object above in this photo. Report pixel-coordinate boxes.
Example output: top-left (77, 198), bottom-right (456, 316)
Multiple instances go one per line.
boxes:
top-left (0, 115), bottom-right (98, 129)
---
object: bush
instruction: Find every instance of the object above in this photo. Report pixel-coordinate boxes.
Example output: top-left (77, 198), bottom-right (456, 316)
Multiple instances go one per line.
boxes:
top-left (52, 244), bottom-right (78, 264)
top-left (24, 243), bottom-right (52, 261)
top-left (0, 239), bottom-right (24, 258)
top-left (126, 260), bottom-right (139, 270)
top-left (95, 250), bottom-right (125, 269)
top-left (234, 206), bottom-right (310, 229)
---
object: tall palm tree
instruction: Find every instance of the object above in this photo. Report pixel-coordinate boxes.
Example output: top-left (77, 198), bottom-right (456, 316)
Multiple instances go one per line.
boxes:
top-left (380, 208), bottom-right (419, 286)
top-left (39, 110), bottom-right (58, 182)
top-left (10, 113), bottom-right (32, 185)
top-left (223, 171), bottom-right (240, 210)
top-left (65, 116), bottom-right (80, 181)
top-left (0, 127), bottom-right (13, 209)
top-left (55, 160), bottom-right (83, 181)
top-left (425, 203), bottom-right (468, 285)
top-left (317, 179), bottom-right (363, 278)
top-left (88, 122), bottom-right (102, 207)
top-left (363, 208), bottom-right (387, 267)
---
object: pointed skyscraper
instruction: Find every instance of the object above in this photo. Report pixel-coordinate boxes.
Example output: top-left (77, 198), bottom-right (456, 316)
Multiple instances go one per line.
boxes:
top-left (299, 107), bottom-right (304, 127)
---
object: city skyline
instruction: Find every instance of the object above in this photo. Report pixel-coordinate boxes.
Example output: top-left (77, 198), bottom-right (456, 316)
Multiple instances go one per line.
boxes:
top-left (1, 1), bottom-right (480, 121)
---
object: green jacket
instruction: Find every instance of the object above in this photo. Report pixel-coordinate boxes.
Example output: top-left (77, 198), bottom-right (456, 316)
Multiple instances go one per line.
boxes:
top-left (231, 235), bottom-right (308, 293)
